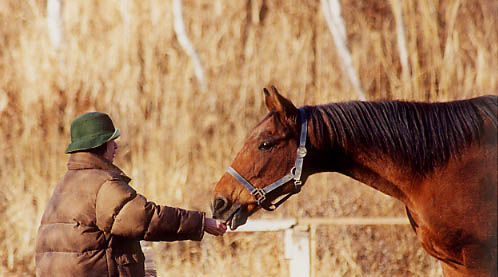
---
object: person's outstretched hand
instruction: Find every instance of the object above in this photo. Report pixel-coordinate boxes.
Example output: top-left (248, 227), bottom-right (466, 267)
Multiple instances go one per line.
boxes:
top-left (204, 217), bottom-right (227, 236)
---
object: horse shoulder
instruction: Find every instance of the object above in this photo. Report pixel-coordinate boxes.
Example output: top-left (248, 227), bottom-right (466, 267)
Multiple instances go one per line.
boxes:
top-left (408, 142), bottom-right (497, 272)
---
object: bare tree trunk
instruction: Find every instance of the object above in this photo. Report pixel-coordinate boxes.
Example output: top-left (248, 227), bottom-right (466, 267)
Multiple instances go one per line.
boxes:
top-left (47, 0), bottom-right (64, 50)
top-left (390, 0), bottom-right (411, 95)
top-left (120, 0), bottom-right (130, 41)
top-left (173, 0), bottom-right (207, 91)
top-left (47, 0), bottom-right (66, 91)
top-left (321, 0), bottom-right (366, 101)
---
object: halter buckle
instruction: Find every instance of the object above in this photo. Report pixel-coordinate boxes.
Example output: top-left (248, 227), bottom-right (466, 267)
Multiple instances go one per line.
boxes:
top-left (297, 146), bottom-right (307, 158)
top-left (251, 189), bottom-right (266, 203)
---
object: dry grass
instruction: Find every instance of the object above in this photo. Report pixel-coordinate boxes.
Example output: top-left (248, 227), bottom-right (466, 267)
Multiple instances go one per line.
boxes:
top-left (0, 0), bottom-right (496, 276)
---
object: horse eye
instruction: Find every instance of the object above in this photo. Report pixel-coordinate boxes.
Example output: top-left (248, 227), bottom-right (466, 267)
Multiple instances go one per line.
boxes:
top-left (258, 141), bottom-right (273, 151)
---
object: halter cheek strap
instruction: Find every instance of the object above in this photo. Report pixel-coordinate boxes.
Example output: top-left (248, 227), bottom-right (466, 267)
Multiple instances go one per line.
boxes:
top-left (227, 108), bottom-right (308, 211)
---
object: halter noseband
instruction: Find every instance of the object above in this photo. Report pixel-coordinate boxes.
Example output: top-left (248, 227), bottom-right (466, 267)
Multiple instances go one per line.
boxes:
top-left (226, 108), bottom-right (308, 211)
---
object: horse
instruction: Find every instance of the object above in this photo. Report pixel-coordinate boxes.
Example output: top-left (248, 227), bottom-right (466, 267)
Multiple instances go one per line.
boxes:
top-left (212, 86), bottom-right (497, 276)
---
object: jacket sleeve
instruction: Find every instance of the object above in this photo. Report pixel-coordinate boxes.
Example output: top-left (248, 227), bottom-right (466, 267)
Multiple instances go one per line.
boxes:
top-left (95, 178), bottom-right (205, 241)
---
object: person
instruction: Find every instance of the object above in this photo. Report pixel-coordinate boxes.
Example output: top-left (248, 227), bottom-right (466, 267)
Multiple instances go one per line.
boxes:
top-left (35, 112), bottom-right (227, 276)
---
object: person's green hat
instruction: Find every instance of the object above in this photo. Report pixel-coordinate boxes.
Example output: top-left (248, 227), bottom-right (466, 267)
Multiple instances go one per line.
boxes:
top-left (65, 112), bottom-right (120, 154)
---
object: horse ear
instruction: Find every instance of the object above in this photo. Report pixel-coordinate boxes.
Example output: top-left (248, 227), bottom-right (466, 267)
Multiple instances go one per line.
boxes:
top-left (263, 86), bottom-right (298, 119)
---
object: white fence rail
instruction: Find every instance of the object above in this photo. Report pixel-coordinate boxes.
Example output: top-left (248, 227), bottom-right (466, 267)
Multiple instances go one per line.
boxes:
top-left (141, 217), bottom-right (409, 277)
top-left (230, 217), bottom-right (409, 232)
top-left (229, 217), bottom-right (410, 277)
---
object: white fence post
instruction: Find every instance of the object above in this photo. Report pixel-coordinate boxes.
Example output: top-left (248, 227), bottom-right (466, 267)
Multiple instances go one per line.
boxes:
top-left (284, 226), bottom-right (311, 277)
top-left (140, 241), bottom-right (157, 277)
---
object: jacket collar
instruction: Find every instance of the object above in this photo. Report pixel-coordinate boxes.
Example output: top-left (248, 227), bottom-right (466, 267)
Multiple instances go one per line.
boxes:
top-left (67, 152), bottom-right (131, 183)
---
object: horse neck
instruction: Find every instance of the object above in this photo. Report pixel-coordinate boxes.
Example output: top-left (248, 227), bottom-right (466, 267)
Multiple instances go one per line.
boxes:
top-left (304, 105), bottom-right (414, 203)
top-left (303, 98), bottom-right (489, 204)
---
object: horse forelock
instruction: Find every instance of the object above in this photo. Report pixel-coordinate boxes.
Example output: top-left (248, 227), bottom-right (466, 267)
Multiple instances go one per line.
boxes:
top-left (308, 96), bottom-right (496, 175)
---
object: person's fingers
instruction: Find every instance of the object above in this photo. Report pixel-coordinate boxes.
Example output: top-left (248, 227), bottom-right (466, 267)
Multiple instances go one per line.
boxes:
top-left (205, 218), bottom-right (227, 236)
top-left (215, 220), bottom-right (227, 235)
top-left (218, 221), bottom-right (227, 230)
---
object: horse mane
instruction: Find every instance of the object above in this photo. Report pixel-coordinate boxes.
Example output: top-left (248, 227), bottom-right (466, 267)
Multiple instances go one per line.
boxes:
top-left (307, 95), bottom-right (497, 174)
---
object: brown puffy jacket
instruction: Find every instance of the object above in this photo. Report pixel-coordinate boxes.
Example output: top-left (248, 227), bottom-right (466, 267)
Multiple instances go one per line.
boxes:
top-left (35, 152), bottom-right (205, 276)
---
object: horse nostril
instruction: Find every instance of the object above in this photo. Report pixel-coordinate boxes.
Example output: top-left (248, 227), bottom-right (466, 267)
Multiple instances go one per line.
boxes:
top-left (213, 196), bottom-right (228, 212)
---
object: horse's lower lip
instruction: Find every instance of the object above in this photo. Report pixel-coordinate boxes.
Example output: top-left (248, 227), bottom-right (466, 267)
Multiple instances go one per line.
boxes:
top-left (227, 212), bottom-right (242, 230)
top-left (230, 220), bottom-right (241, 230)
top-left (228, 212), bottom-right (238, 230)
top-left (224, 206), bottom-right (241, 229)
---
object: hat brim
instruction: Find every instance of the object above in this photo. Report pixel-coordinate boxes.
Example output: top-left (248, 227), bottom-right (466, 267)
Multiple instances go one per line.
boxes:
top-left (65, 128), bottom-right (120, 154)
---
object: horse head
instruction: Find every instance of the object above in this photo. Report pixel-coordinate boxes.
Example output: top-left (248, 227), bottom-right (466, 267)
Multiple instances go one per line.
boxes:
top-left (212, 86), bottom-right (309, 230)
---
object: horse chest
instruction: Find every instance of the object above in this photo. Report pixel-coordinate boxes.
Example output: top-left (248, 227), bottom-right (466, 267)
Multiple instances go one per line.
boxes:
top-left (407, 207), bottom-right (467, 267)
top-left (407, 203), bottom-right (497, 273)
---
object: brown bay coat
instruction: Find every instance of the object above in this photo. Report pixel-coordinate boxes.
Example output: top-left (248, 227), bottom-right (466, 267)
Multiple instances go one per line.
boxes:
top-left (36, 152), bottom-right (205, 276)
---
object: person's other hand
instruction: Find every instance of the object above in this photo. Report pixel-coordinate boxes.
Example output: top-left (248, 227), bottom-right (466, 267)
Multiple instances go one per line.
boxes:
top-left (204, 218), bottom-right (227, 236)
